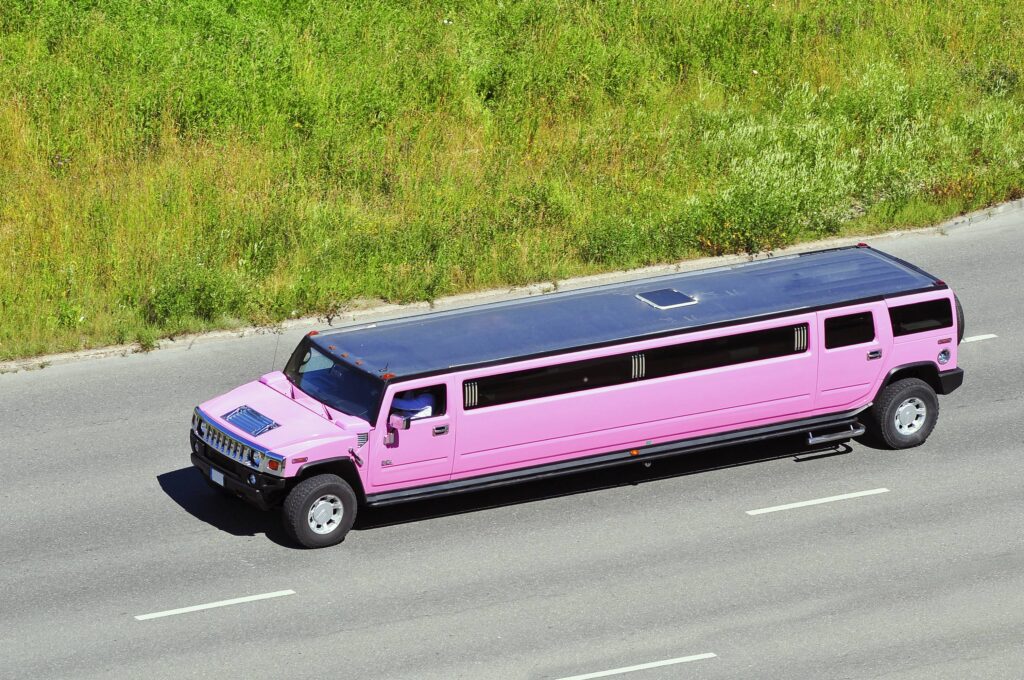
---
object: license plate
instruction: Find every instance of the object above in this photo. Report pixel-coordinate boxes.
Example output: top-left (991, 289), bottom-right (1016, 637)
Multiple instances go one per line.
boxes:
top-left (210, 468), bottom-right (225, 486)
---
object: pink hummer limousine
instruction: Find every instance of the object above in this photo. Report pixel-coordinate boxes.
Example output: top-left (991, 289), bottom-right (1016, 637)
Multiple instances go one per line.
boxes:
top-left (190, 245), bottom-right (964, 548)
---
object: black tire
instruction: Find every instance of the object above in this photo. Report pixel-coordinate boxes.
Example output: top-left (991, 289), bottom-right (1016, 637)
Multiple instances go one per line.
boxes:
top-left (954, 294), bottom-right (965, 345)
top-left (282, 474), bottom-right (358, 548)
top-left (865, 378), bottom-right (939, 449)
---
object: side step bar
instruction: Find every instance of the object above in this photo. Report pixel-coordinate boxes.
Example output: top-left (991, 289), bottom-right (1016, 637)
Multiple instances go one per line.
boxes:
top-left (807, 422), bottom-right (865, 446)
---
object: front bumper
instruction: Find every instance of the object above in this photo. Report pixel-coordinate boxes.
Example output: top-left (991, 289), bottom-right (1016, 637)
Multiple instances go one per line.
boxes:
top-left (938, 367), bottom-right (964, 395)
top-left (191, 432), bottom-right (287, 509)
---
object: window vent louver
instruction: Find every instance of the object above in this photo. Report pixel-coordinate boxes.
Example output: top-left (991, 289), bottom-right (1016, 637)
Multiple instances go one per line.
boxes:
top-left (464, 381), bottom-right (479, 408)
top-left (630, 353), bottom-right (646, 380)
top-left (794, 325), bottom-right (808, 352)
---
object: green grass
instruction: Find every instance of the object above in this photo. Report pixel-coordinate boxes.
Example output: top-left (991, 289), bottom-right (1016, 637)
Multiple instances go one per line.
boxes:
top-left (2, 0), bottom-right (1023, 359)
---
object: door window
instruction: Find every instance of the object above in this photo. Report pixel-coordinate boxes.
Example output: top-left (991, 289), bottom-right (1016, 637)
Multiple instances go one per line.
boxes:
top-left (825, 312), bottom-right (875, 349)
top-left (390, 385), bottom-right (447, 420)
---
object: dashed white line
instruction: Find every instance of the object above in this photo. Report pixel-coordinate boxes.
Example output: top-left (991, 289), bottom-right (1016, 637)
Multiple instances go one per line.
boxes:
top-left (555, 653), bottom-right (717, 680)
top-left (746, 488), bottom-right (890, 516)
top-left (962, 334), bottom-right (997, 343)
top-left (134, 589), bottom-right (296, 621)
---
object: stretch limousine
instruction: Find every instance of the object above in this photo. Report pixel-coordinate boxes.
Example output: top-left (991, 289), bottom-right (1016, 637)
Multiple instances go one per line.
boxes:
top-left (189, 245), bottom-right (964, 547)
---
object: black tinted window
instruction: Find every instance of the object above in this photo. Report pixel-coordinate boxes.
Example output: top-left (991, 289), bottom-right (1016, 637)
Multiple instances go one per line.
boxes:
top-left (825, 312), bottom-right (875, 349)
top-left (473, 355), bottom-right (631, 409)
top-left (889, 299), bottom-right (952, 336)
top-left (465, 324), bottom-right (807, 410)
top-left (644, 324), bottom-right (805, 379)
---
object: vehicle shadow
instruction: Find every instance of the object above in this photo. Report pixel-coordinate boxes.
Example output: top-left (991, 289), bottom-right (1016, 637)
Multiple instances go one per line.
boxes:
top-left (354, 435), bottom-right (854, 532)
top-left (156, 467), bottom-right (291, 547)
top-left (158, 436), bottom-right (855, 547)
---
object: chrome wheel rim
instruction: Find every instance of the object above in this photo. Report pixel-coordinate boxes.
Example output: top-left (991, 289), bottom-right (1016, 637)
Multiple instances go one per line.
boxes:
top-left (308, 494), bottom-right (343, 534)
top-left (894, 397), bottom-right (927, 435)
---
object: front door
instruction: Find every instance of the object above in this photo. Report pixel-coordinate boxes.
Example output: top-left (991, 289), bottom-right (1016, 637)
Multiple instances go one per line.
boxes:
top-left (816, 303), bottom-right (890, 410)
top-left (369, 379), bottom-right (455, 489)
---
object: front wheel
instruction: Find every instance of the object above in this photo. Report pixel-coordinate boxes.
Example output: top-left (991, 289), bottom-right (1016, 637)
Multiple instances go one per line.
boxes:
top-left (282, 474), bottom-right (358, 548)
top-left (866, 378), bottom-right (939, 449)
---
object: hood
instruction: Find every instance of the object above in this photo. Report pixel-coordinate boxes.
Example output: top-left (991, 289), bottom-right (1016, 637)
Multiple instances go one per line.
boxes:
top-left (199, 375), bottom-right (369, 457)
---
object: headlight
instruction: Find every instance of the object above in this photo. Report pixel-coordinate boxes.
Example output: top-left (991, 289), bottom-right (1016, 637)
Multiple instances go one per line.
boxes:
top-left (251, 450), bottom-right (263, 467)
top-left (196, 419), bottom-right (205, 437)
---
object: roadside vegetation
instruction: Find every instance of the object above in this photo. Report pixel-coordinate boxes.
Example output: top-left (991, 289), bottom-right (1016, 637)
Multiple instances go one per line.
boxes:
top-left (2, 0), bottom-right (1023, 359)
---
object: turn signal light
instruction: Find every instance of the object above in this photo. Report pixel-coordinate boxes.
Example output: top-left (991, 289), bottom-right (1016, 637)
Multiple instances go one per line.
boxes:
top-left (268, 460), bottom-right (280, 471)
top-left (630, 449), bottom-right (640, 456)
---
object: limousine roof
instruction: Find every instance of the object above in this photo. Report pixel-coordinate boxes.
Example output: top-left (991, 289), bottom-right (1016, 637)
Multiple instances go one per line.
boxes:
top-left (311, 245), bottom-right (942, 380)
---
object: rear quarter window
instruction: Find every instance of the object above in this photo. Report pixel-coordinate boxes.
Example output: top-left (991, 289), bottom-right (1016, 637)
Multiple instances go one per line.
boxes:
top-left (889, 299), bottom-right (953, 336)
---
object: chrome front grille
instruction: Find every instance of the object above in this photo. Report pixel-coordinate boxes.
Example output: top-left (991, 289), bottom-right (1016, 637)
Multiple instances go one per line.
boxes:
top-left (191, 408), bottom-right (287, 478)
top-left (201, 421), bottom-right (250, 464)
top-left (194, 411), bottom-right (276, 473)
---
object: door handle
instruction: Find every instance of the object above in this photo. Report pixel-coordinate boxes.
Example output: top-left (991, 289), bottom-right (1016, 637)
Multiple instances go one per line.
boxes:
top-left (432, 425), bottom-right (449, 436)
top-left (867, 349), bottom-right (883, 360)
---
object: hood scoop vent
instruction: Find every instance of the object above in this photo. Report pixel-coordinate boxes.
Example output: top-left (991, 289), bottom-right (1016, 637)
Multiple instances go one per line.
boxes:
top-left (222, 405), bottom-right (280, 437)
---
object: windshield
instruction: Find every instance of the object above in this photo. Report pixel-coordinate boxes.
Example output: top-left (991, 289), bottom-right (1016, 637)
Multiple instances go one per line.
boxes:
top-left (283, 339), bottom-right (384, 422)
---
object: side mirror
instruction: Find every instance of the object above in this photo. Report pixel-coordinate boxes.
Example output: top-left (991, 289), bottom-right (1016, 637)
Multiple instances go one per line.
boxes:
top-left (388, 413), bottom-right (411, 431)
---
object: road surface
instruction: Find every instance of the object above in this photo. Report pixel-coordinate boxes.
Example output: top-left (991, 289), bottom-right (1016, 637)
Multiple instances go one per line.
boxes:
top-left (2, 209), bottom-right (1022, 679)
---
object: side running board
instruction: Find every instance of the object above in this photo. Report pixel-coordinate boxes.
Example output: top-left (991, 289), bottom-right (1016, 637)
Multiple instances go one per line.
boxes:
top-left (807, 422), bottom-right (866, 446)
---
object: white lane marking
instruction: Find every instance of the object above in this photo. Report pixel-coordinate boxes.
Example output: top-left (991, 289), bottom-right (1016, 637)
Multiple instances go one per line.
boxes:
top-left (555, 653), bottom-right (717, 680)
top-left (134, 589), bottom-right (295, 621)
top-left (962, 334), bottom-right (997, 343)
top-left (746, 488), bottom-right (889, 516)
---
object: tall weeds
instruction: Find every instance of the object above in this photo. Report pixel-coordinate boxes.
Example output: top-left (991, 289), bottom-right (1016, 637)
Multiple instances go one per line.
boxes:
top-left (1, 1), bottom-right (1022, 358)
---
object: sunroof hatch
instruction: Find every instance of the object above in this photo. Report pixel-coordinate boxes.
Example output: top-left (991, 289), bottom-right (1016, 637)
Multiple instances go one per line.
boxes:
top-left (636, 288), bottom-right (698, 310)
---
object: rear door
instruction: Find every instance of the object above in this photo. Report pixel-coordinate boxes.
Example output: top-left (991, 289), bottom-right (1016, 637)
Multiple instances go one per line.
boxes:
top-left (816, 303), bottom-right (890, 410)
top-left (369, 379), bottom-right (455, 489)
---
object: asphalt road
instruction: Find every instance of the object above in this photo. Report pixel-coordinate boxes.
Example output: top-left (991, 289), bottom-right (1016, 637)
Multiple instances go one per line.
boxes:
top-left (2, 209), bottom-right (1022, 680)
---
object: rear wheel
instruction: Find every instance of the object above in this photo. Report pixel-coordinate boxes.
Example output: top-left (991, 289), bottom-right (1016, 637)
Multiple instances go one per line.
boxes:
top-left (866, 378), bottom-right (939, 449)
top-left (283, 474), bottom-right (358, 548)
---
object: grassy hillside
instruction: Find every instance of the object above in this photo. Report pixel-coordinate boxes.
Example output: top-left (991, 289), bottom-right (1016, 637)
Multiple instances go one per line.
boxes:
top-left (2, 1), bottom-right (1023, 360)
